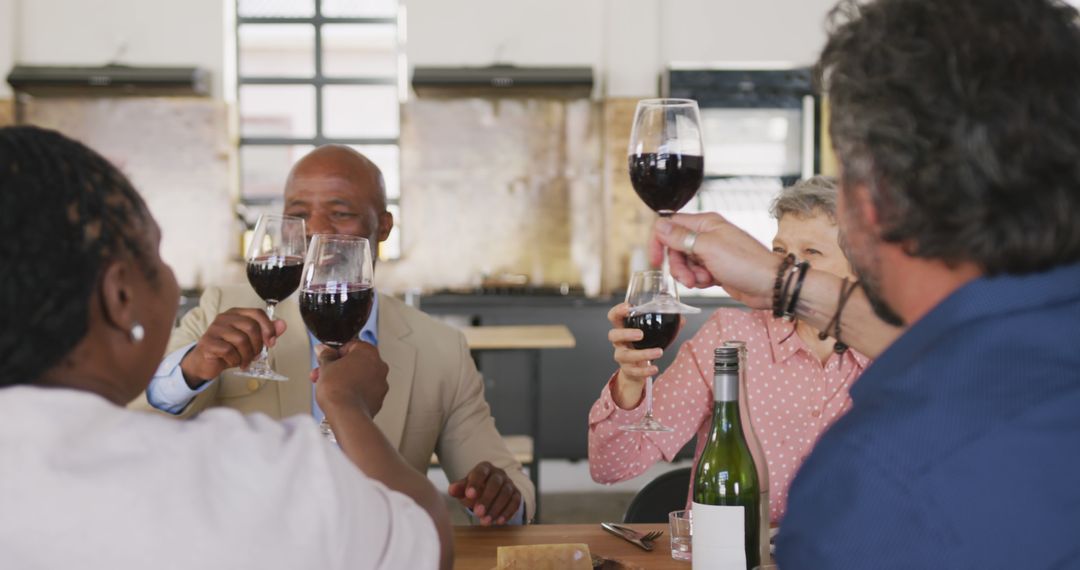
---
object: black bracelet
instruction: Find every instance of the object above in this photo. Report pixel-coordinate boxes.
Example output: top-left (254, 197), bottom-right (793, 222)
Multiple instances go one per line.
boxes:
top-left (772, 254), bottom-right (796, 318)
top-left (819, 277), bottom-right (849, 342)
top-left (782, 261), bottom-right (810, 321)
top-left (834, 280), bottom-right (860, 353)
top-left (779, 264), bottom-right (798, 317)
top-left (819, 278), bottom-right (860, 353)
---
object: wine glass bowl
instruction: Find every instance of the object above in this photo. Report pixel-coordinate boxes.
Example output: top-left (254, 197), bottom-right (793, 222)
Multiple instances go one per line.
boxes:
top-left (240, 213), bottom-right (306, 381)
top-left (299, 234), bottom-right (375, 347)
top-left (624, 312), bottom-right (680, 351)
top-left (620, 270), bottom-right (679, 433)
top-left (628, 98), bottom-right (705, 315)
top-left (299, 234), bottom-right (375, 442)
top-left (299, 285), bottom-right (375, 349)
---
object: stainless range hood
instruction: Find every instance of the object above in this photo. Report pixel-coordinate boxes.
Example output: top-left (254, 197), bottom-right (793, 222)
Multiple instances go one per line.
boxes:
top-left (6, 64), bottom-right (209, 97)
top-left (411, 64), bottom-right (593, 97)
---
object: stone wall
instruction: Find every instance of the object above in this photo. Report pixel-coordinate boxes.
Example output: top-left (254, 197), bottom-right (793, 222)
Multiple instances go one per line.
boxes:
top-left (379, 97), bottom-right (606, 295)
top-left (0, 99), bottom-right (13, 126)
top-left (24, 97), bottom-right (238, 289)
top-left (601, 98), bottom-right (657, 294)
top-left (11, 95), bottom-right (661, 296)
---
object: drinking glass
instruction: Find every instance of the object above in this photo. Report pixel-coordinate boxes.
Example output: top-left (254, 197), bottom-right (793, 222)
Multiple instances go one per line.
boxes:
top-left (240, 213), bottom-right (306, 381)
top-left (627, 98), bottom-right (705, 315)
top-left (299, 234), bottom-right (375, 441)
top-left (620, 270), bottom-right (681, 432)
top-left (669, 509), bottom-right (693, 561)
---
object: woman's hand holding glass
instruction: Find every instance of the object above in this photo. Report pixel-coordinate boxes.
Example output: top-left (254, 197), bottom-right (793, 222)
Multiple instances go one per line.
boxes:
top-left (608, 301), bottom-right (688, 412)
top-left (607, 302), bottom-right (665, 409)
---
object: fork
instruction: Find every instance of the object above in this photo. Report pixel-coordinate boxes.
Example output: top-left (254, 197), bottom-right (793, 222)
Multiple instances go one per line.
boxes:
top-left (600, 522), bottom-right (664, 551)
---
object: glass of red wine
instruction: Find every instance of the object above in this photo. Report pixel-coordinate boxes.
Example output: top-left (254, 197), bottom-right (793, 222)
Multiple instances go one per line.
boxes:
top-left (241, 213), bottom-right (306, 381)
top-left (621, 270), bottom-right (682, 432)
top-left (628, 98), bottom-right (705, 315)
top-left (299, 234), bottom-right (375, 441)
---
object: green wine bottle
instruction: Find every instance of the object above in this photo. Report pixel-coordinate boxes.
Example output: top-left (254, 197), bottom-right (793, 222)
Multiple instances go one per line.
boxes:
top-left (692, 347), bottom-right (761, 569)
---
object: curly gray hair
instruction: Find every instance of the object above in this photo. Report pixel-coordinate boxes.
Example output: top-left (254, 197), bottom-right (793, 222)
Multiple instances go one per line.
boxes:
top-left (769, 175), bottom-right (839, 223)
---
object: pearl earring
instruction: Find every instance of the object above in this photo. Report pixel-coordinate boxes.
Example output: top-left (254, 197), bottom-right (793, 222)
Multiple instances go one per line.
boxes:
top-left (130, 322), bottom-right (145, 343)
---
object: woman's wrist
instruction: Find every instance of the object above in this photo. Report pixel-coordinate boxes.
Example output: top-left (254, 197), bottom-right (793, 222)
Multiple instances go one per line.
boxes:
top-left (612, 371), bottom-right (646, 410)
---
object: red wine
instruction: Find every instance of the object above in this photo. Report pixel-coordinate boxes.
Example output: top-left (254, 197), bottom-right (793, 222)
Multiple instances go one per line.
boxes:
top-left (628, 153), bottom-right (704, 214)
top-left (246, 255), bottom-right (304, 303)
top-left (624, 312), bottom-right (680, 350)
top-left (299, 285), bottom-right (374, 347)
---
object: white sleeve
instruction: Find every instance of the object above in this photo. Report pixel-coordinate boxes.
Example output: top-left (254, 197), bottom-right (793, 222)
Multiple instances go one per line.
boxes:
top-left (311, 426), bottom-right (440, 570)
top-left (190, 410), bottom-right (441, 570)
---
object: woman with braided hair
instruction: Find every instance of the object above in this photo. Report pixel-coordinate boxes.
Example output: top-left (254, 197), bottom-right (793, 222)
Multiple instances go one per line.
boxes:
top-left (0, 126), bottom-right (451, 569)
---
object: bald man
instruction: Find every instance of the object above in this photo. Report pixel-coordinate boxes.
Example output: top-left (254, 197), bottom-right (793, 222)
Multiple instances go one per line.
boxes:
top-left (134, 145), bottom-right (534, 525)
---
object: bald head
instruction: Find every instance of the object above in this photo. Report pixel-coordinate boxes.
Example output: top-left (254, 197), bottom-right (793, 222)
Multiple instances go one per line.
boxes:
top-left (287, 145), bottom-right (386, 211)
top-left (283, 145), bottom-right (394, 249)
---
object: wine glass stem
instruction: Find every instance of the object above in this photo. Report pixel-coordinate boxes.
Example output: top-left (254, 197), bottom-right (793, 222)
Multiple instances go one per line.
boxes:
top-left (659, 213), bottom-right (674, 297)
top-left (257, 301), bottom-right (277, 363)
top-left (643, 361), bottom-right (655, 416)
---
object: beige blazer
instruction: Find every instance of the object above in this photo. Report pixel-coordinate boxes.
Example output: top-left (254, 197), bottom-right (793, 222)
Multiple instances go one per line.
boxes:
top-left (130, 285), bottom-right (535, 520)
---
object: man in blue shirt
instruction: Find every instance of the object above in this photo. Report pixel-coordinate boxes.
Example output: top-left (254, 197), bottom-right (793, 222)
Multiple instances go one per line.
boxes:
top-left (650, 0), bottom-right (1080, 566)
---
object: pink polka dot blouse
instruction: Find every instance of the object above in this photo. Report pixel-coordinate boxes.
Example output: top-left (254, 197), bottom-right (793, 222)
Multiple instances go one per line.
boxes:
top-left (587, 308), bottom-right (870, 523)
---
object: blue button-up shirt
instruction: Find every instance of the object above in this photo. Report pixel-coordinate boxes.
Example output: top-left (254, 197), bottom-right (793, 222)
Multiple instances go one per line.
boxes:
top-left (776, 262), bottom-right (1080, 568)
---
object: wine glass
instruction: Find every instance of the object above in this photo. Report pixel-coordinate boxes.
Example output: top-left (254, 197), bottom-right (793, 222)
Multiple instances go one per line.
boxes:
top-left (240, 213), bottom-right (306, 381)
top-left (299, 234), bottom-right (375, 442)
top-left (628, 98), bottom-right (705, 315)
top-left (621, 270), bottom-right (681, 432)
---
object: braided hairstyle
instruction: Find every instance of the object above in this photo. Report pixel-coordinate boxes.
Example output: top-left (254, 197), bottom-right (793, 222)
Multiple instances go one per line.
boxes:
top-left (0, 126), bottom-right (157, 387)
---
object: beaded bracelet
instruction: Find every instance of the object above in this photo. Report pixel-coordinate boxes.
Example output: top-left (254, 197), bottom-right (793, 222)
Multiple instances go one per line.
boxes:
top-left (772, 254), bottom-right (797, 318)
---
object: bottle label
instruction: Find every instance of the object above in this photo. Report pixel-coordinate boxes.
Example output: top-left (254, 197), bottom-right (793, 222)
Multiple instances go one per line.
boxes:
top-left (690, 502), bottom-right (746, 569)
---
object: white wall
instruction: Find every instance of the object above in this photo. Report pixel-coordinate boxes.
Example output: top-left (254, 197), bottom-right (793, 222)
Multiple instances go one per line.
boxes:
top-left (5, 0), bottom-right (837, 101)
top-left (407, 0), bottom-right (838, 98)
top-left (13, 0), bottom-right (227, 99)
top-left (406, 0), bottom-right (606, 84)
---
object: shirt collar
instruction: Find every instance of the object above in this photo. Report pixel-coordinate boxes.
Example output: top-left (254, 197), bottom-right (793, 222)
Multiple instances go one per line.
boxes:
top-left (846, 345), bottom-right (871, 369)
top-left (764, 312), bottom-right (801, 364)
top-left (763, 310), bottom-right (871, 369)
top-left (855, 261), bottom-right (1080, 394)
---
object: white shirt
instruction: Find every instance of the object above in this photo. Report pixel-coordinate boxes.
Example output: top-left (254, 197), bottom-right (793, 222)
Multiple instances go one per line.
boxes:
top-left (0, 385), bottom-right (439, 570)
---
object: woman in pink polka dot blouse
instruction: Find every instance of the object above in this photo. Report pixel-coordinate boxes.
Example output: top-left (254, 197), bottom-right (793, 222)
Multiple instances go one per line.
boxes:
top-left (588, 176), bottom-right (871, 524)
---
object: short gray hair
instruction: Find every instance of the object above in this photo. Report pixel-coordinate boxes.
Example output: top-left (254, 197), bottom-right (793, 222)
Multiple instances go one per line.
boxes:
top-left (769, 175), bottom-right (839, 222)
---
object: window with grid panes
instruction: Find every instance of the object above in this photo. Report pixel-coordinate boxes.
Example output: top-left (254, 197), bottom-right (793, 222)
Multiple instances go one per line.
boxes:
top-left (237, 0), bottom-right (403, 260)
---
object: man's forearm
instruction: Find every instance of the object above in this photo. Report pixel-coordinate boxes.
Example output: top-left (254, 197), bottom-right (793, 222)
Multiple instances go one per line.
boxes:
top-left (795, 269), bottom-right (903, 358)
top-left (327, 405), bottom-right (453, 570)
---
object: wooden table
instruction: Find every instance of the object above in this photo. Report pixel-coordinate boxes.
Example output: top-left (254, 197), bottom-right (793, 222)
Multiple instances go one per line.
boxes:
top-left (460, 325), bottom-right (576, 522)
top-left (461, 325), bottom-right (577, 350)
top-left (454, 523), bottom-right (686, 569)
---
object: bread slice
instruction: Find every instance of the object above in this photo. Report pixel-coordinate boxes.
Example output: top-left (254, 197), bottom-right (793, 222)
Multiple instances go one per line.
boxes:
top-left (496, 543), bottom-right (593, 569)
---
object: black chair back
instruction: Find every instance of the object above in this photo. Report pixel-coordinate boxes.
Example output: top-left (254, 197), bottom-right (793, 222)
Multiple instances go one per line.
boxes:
top-left (622, 467), bottom-right (693, 524)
